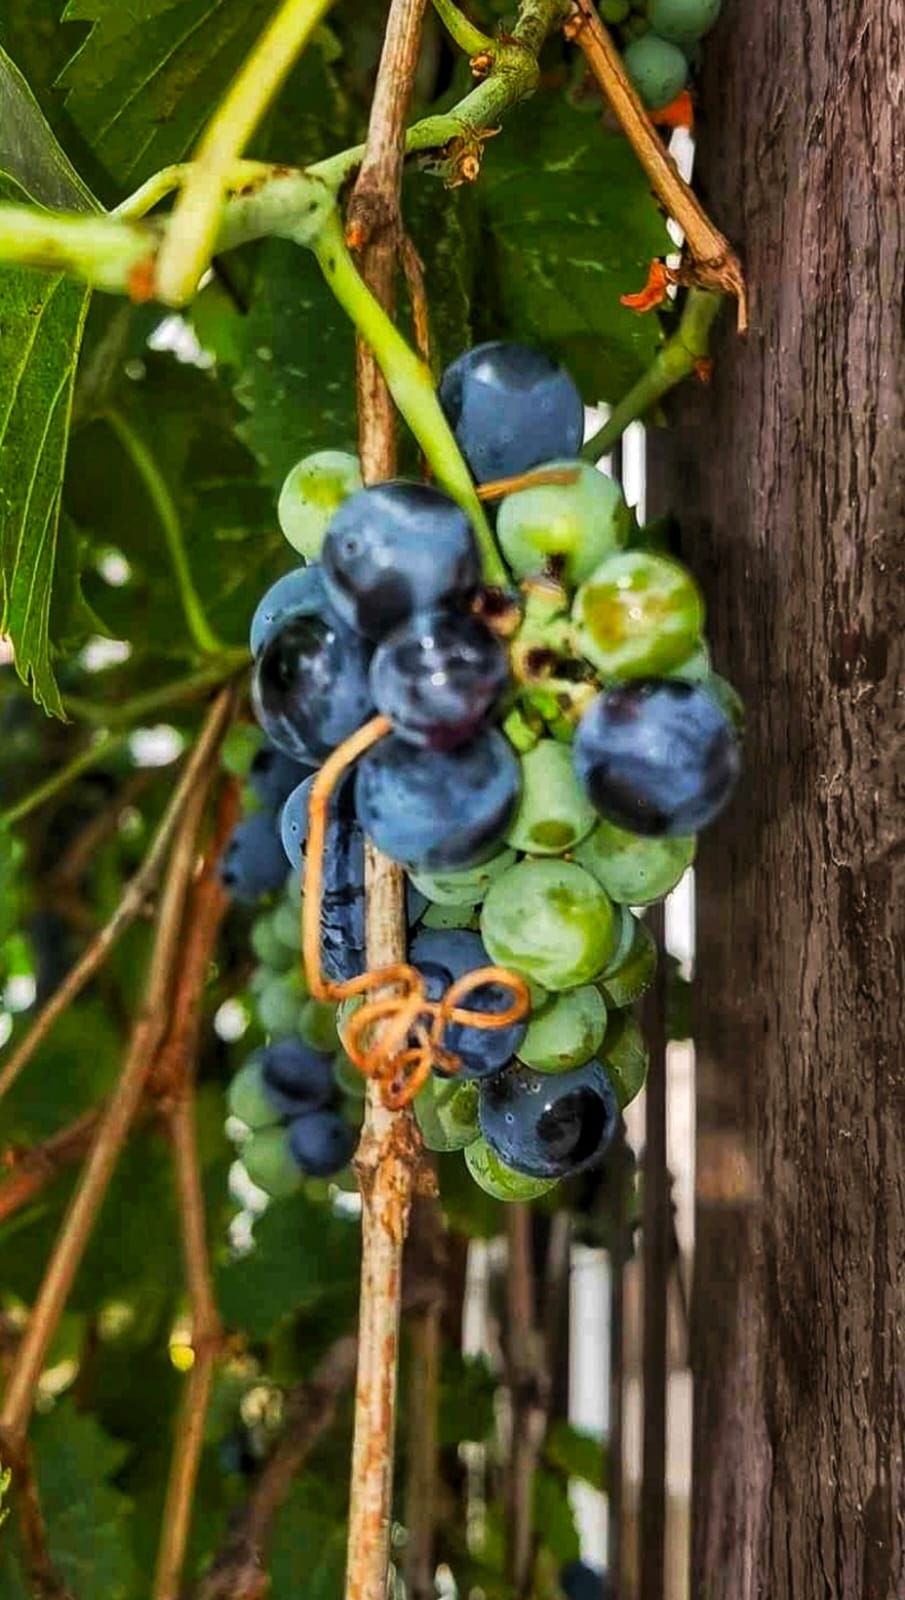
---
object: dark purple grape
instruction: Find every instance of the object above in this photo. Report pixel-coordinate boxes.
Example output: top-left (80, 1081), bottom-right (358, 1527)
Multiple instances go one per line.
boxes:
top-left (409, 928), bottom-right (526, 1078)
top-left (287, 1110), bottom-right (356, 1176)
top-left (370, 608), bottom-right (509, 750)
top-left (249, 566), bottom-right (326, 656)
top-left (355, 728), bottom-right (520, 871)
top-left (322, 482), bottom-right (480, 641)
top-left (251, 608), bottom-right (373, 761)
top-left (259, 1037), bottom-right (335, 1117)
top-left (479, 1059), bottom-right (620, 1179)
top-left (573, 680), bottom-right (741, 837)
top-left (219, 812), bottom-right (287, 903)
top-left (249, 741), bottom-right (316, 807)
top-left (438, 342), bottom-right (584, 485)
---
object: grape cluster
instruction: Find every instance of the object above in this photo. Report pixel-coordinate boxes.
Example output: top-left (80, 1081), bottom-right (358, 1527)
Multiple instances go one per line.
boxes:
top-left (219, 745), bottom-right (365, 1197)
top-left (604, 0), bottom-right (722, 111)
top-left (232, 335), bottom-right (740, 1204)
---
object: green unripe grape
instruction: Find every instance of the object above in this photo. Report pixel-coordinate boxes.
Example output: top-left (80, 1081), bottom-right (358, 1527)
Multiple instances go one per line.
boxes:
top-left (600, 912), bottom-right (657, 1008)
top-left (701, 671), bottom-right (745, 734)
top-left (336, 995), bottom-right (362, 1052)
top-left (481, 859), bottom-right (618, 991)
top-left (602, 1011), bottom-right (649, 1108)
top-left (465, 1137), bottom-right (558, 1202)
top-left (271, 898), bottom-right (303, 954)
top-left (421, 902), bottom-right (480, 931)
top-left (298, 998), bottom-right (339, 1054)
top-left (333, 1049), bottom-right (366, 1099)
top-left (250, 915), bottom-right (295, 972)
top-left (668, 639), bottom-right (711, 683)
top-left (410, 848), bottom-right (517, 908)
top-left (647, 0), bottom-right (721, 43)
top-left (497, 460), bottom-right (631, 588)
top-left (623, 33), bottom-right (689, 108)
top-left (572, 550), bottom-right (704, 679)
top-left (277, 450), bottom-right (363, 560)
top-left (256, 970), bottom-right (308, 1036)
top-left (227, 1056), bottom-right (281, 1132)
top-left (505, 741), bottom-right (597, 857)
top-left (415, 1076), bottom-right (481, 1153)
top-left (574, 820), bottom-right (695, 904)
top-left (516, 985), bottom-right (607, 1073)
top-left (242, 1126), bottom-right (302, 1199)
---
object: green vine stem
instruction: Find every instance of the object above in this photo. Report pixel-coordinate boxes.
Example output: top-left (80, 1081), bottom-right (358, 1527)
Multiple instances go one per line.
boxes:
top-left (0, 731), bottom-right (129, 830)
top-left (581, 289), bottom-right (723, 461)
top-left (430, 0), bottom-right (495, 56)
top-left (104, 409), bottom-right (223, 657)
top-left (63, 658), bottom-right (247, 727)
top-left (154, 0), bottom-right (337, 303)
top-left (112, 160), bottom-right (277, 220)
top-left (310, 209), bottom-right (507, 585)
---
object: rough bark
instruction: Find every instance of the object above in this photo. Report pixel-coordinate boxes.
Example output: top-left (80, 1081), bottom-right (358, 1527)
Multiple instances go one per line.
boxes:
top-left (651, 3), bottom-right (905, 1595)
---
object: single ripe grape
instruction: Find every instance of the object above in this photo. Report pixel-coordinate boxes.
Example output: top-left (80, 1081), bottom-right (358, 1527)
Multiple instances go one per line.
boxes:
top-left (622, 33), bottom-right (689, 109)
top-left (647, 0), bottom-right (721, 43)
top-left (370, 608), bottom-right (510, 750)
top-left (242, 1126), bottom-right (302, 1198)
top-left (464, 1135), bottom-right (559, 1201)
top-left (260, 1036), bottom-right (335, 1117)
top-left (572, 550), bottom-right (704, 679)
top-left (248, 741), bottom-right (316, 807)
top-left (505, 739), bottom-right (597, 856)
top-left (497, 460), bottom-right (631, 586)
top-left (481, 859), bottom-right (618, 991)
top-left (560, 1560), bottom-right (612, 1600)
top-left (278, 450), bottom-right (362, 560)
top-left (601, 1010), bottom-right (649, 1108)
top-left (414, 1076), bottom-right (481, 1153)
top-left (228, 1056), bottom-right (281, 1131)
top-left (574, 818), bottom-right (695, 902)
top-left (287, 1110), bottom-right (356, 1177)
top-left (479, 1060), bottom-right (620, 1180)
top-left (410, 847), bottom-right (517, 908)
top-left (516, 986), bottom-right (607, 1073)
top-left (573, 681), bottom-right (740, 836)
top-left (355, 727), bottom-right (521, 871)
top-left (219, 812), bottom-right (288, 904)
top-left (410, 926), bottom-right (527, 1077)
top-left (599, 910), bottom-right (657, 1009)
top-left (438, 342), bottom-right (584, 485)
top-left (322, 482), bottom-right (480, 641)
top-left (251, 607), bottom-right (374, 760)
top-left (249, 565), bottom-right (327, 657)
top-left (280, 774), bottom-right (315, 870)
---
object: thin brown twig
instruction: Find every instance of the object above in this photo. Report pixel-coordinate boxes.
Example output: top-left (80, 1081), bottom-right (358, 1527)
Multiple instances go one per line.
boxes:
top-left (0, 1111), bottom-right (103, 1227)
top-left (343, 5), bottom-right (430, 1597)
top-left (403, 1304), bottom-right (441, 1599)
top-left (565, 0), bottom-right (747, 329)
top-left (46, 771), bottom-right (151, 891)
top-left (399, 233), bottom-right (432, 370)
top-left (194, 1335), bottom-right (360, 1600)
top-left (0, 689), bottom-right (234, 1454)
top-left (0, 691), bottom-right (236, 1108)
top-left (151, 780), bottom-right (239, 1600)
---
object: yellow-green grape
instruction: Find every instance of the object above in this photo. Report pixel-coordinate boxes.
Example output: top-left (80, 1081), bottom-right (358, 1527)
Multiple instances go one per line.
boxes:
top-left (505, 740), bottom-right (597, 856)
top-left (647, 0), bottom-right (721, 43)
top-left (256, 969), bottom-right (308, 1035)
top-left (227, 1057), bottom-right (281, 1133)
top-left (298, 998), bottom-right (339, 1054)
top-left (242, 1126), bottom-right (302, 1198)
top-left (464, 1136), bottom-right (558, 1201)
top-left (573, 550), bottom-right (704, 679)
top-left (599, 912), bottom-right (657, 1008)
top-left (333, 1049), bottom-right (366, 1100)
top-left (482, 859), bottom-right (619, 991)
top-left (516, 986), bottom-right (607, 1073)
top-left (278, 450), bottom-right (363, 560)
top-left (623, 33), bottom-right (689, 108)
top-left (271, 897), bottom-right (303, 954)
top-left (415, 1076), bottom-right (481, 1153)
top-left (497, 459), bottom-right (631, 587)
top-left (601, 1011), bottom-right (649, 1109)
top-left (421, 902), bottom-right (479, 931)
top-left (574, 820), bottom-right (695, 904)
top-left (410, 848), bottom-right (517, 907)
top-left (250, 913), bottom-right (295, 972)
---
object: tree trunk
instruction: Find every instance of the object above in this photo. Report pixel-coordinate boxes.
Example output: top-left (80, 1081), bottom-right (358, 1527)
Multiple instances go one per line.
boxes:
top-left (651, 2), bottom-right (905, 1595)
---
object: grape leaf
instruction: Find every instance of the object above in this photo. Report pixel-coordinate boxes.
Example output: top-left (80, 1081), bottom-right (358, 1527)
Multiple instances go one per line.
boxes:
top-left (476, 92), bottom-right (671, 402)
top-left (232, 239), bottom-right (358, 492)
top-left (544, 1419), bottom-right (608, 1492)
top-left (0, 43), bottom-right (96, 713)
top-left (218, 1189), bottom-right (360, 1340)
top-left (269, 1490), bottom-right (346, 1600)
top-left (29, 1403), bottom-right (139, 1599)
top-left (533, 1467), bottom-right (581, 1565)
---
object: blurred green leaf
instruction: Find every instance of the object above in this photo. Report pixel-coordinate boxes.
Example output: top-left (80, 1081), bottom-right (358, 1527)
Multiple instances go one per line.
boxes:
top-left (544, 1419), bottom-right (607, 1492)
top-left (218, 1190), bottom-right (360, 1340)
top-left (29, 1403), bottom-right (139, 1599)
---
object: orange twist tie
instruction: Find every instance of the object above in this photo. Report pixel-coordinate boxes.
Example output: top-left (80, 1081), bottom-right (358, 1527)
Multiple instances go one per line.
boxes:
top-left (301, 715), bottom-right (530, 1110)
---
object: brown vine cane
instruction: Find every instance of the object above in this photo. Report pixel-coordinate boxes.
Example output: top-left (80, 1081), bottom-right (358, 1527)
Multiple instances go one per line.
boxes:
top-left (301, 713), bottom-right (530, 1110)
